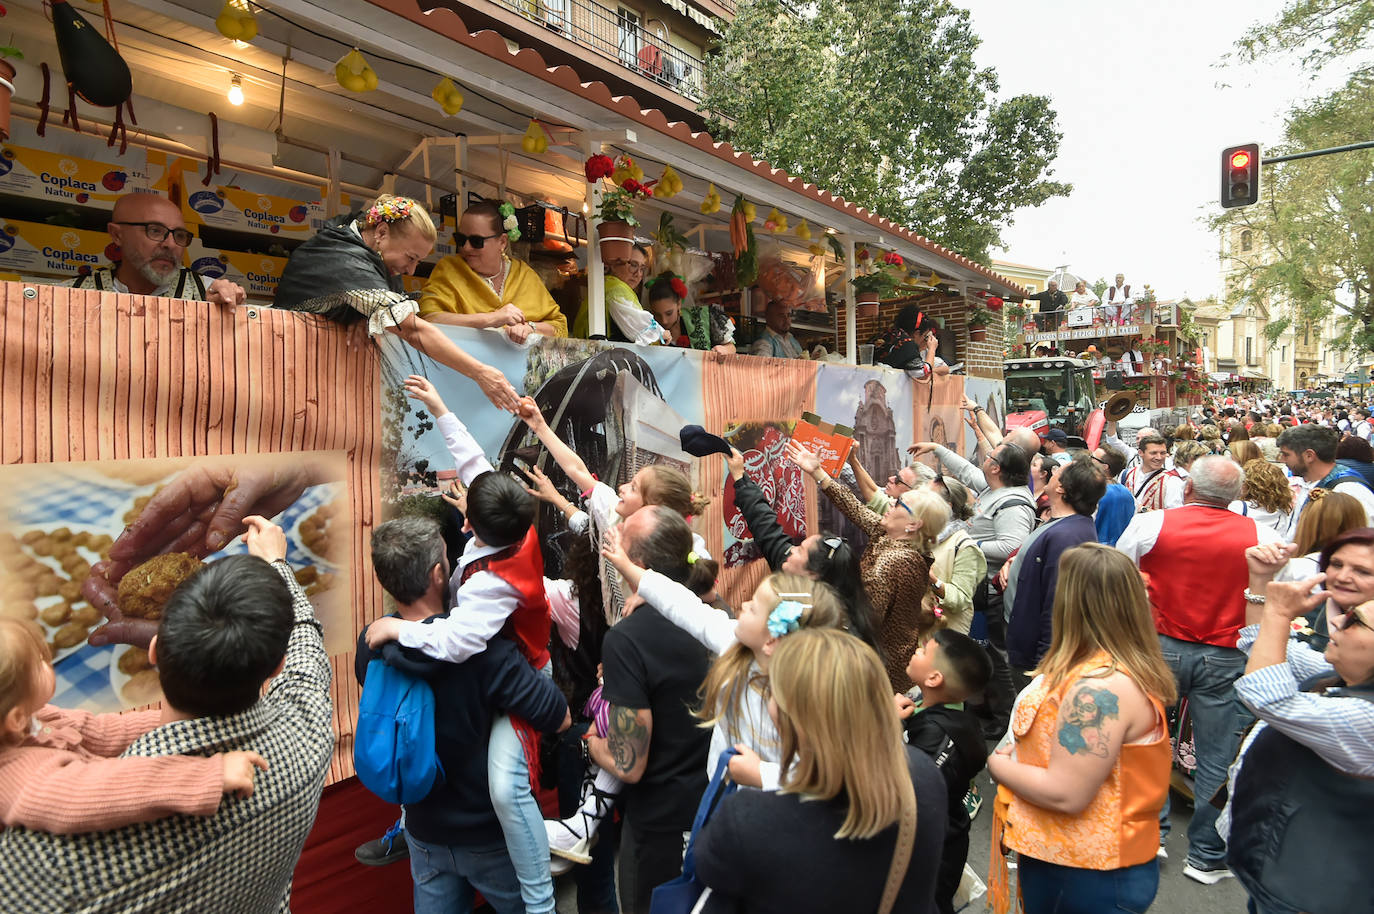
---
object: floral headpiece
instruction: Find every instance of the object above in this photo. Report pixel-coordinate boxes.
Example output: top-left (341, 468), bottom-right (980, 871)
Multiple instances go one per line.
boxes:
top-left (767, 592), bottom-right (811, 638)
top-left (365, 196), bottom-right (416, 226)
top-left (669, 275), bottom-right (689, 299)
top-left (498, 202), bottom-right (521, 242)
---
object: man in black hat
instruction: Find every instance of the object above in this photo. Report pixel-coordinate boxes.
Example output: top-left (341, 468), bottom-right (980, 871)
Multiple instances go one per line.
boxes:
top-left (1043, 428), bottom-right (1072, 465)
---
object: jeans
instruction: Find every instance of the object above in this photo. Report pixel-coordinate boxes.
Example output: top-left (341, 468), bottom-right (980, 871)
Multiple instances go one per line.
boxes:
top-left (1248, 896), bottom-right (1301, 914)
top-left (1018, 856), bottom-right (1158, 914)
top-left (1156, 635), bottom-right (1252, 867)
top-left (408, 832), bottom-right (525, 914)
top-left (489, 713), bottom-right (555, 914)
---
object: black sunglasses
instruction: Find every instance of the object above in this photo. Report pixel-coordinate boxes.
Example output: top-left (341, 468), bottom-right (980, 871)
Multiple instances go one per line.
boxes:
top-left (113, 221), bottom-right (194, 247)
top-left (454, 231), bottom-right (504, 250)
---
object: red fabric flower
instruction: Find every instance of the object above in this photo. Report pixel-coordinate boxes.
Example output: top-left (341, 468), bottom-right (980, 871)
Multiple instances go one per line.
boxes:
top-left (670, 277), bottom-right (688, 298)
top-left (584, 154), bottom-right (614, 182)
top-left (621, 178), bottom-right (644, 195)
top-left (987, 297), bottom-right (1004, 311)
top-left (883, 252), bottom-right (903, 267)
top-left (857, 247), bottom-right (871, 261)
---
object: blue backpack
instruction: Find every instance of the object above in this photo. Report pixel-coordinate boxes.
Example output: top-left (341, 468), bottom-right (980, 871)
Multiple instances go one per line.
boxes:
top-left (353, 654), bottom-right (444, 804)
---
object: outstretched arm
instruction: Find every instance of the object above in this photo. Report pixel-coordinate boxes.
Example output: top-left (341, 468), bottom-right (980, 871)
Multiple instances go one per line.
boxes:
top-left (848, 448), bottom-right (881, 503)
top-left (390, 314), bottom-right (519, 412)
top-left (516, 398), bottom-right (598, 495)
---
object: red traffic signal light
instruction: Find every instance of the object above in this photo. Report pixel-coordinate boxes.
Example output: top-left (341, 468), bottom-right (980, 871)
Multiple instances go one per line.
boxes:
top-left (1222, 143), bottom-right (1261, 208)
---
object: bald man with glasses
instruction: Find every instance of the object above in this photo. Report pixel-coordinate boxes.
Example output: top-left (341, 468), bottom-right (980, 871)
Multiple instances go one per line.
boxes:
top-left (69, 193), bottom-right (246, 306)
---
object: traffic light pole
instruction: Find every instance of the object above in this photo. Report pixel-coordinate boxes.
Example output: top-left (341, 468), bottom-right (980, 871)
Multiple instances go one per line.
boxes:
top-left (1264, 139), bottom-right (1374, 165)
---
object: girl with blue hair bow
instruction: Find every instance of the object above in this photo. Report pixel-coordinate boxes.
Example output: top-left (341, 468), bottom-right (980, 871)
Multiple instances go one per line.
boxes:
top-left (602, 526), bottom-right (850, 790)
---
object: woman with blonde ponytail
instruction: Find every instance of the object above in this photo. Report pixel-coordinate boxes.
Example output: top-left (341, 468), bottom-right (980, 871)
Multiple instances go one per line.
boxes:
top-left (694, 629), bottom-right (947, 913)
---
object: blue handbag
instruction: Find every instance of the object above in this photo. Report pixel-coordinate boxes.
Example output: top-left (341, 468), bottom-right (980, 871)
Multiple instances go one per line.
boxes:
top-left (649, 747), bottom-right (739, 914)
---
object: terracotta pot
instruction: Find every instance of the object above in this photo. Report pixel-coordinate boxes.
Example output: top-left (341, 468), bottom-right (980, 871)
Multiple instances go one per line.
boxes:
top-left (596, 219), bottom-right (635, 262)
top-left (855, 289), bottom-right (880, 318)
top-left (0, 58), bottom-right (15, 145)
top-left (969, 326), bottom-right (987, 342)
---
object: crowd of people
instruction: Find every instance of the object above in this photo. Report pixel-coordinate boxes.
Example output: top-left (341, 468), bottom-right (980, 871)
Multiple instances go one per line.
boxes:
top-left (9, 193), bottom-right (1368, 913)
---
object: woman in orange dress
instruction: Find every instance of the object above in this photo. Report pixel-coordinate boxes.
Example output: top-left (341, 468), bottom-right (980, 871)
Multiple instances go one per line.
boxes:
top-left (986, 543), bottom-right (1176, 914)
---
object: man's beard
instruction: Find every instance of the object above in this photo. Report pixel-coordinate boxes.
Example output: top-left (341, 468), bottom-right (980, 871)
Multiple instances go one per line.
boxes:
top-left (136, 255), bottom-right (179, 287)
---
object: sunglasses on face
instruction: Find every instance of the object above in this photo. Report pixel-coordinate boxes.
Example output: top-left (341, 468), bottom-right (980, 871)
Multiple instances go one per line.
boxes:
top-left (1339, 602), bottom-right (1374, 633)
top-left (894, 499), bottom-right (915, 518)
top-left (114, 221), bottom-right (194, 247)
top-left (889, 475), bottom-right (913, 491)
top-left (454, 231), bottom-right (504, 250)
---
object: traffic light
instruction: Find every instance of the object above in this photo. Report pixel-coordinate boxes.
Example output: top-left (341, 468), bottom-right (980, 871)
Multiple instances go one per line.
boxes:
top-left (1221, 144), bottom-right (1260, 208)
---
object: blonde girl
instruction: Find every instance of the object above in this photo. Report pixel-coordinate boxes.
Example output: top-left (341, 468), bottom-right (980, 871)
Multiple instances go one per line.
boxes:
top-left (694, 629), bottom-right (943, 914)
top-left (603, 527), bottom-right (846, 789)
top-left (0, 618), bottom-right (265, 833)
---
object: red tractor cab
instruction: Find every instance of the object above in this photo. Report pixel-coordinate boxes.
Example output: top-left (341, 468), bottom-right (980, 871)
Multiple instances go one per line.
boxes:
top-left (1003, 358), bottom-right (1107, 450)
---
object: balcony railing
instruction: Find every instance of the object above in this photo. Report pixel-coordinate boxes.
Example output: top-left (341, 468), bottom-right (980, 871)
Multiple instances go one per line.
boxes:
top-left (494, 0), bottom-right (706, 101)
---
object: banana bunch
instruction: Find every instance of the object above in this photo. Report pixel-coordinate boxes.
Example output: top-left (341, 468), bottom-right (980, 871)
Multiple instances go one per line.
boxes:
top-left (764, 207), bottom-right (788, 233)
top-left (700, 183), bottom-right (722, 214)
top-left (796, 219), bottom-right (812, 241)
top-left (335, 49), bottom-right (378, 93)
top-left (612, 156), bottom-right (644, 185)
top-left (431, 77), bottom-right (464, 116)
top-left (521, 119), bottom-right (549, 154)
top-left (215, 1), bottom-right (258, 41)
top-left (655, 165), bottom-right (683, 199)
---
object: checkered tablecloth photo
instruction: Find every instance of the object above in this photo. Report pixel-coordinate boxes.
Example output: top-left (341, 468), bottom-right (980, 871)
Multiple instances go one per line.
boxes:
top-left (8, 475), bottom-right (345, 712)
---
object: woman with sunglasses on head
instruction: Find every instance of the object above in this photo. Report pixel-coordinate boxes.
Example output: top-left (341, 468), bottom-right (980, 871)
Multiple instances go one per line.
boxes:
top-left (1222, 533), bottom-right (1374, 914)
top-left (723, 448), bottom-right (882, 652)
top-left (787, 440), bottom-right (950, 693)
top-left (274, 195), bottom-right (520, 412)
top-left (926, 474), bottom-right (986, 636)
top-left (418, 200), bottom-right (567, 340)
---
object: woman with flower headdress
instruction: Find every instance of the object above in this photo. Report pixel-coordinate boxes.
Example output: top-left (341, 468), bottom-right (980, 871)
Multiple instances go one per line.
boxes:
top-left (645, 270), bottom-right (736, 356)
top-left (274, 194), bottom-right (519, 411)
top-left (418, 200), bottom-right (567, 339)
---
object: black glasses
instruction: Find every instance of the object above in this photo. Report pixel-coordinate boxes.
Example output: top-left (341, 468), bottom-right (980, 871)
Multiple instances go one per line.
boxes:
top-left (888, 474), bottom-right (913, 491)
top-left (454, 231), bottom-right (503, 250)
top-left (114, 222), bottom-right (194, 247)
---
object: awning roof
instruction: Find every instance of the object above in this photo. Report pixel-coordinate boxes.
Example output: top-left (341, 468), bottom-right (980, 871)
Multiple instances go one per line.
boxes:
top-left (366, 0), bottom-right (1025, 296)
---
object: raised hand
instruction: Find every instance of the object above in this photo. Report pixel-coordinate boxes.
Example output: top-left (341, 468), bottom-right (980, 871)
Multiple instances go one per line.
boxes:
top-left (907, 442), bottom-right (940, 457)
top-left (783, 439), bottom-right (821, 475)
top-left (403, 374), bottom-right (448, 419)
top-left (724, 447), bottom-right (747, 482)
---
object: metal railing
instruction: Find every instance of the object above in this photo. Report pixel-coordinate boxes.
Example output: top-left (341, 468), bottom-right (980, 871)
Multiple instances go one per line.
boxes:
top-left (1027, 303), bottom-right (1161, 333)
top-left (494, 0), bottom-right (706, 101)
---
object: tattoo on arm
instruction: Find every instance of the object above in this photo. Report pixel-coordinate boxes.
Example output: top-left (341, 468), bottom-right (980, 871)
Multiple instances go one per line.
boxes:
top-left (607, 705), bottom-right (650, 777)
top-left (1057, 685), bottom-right (1119, 758)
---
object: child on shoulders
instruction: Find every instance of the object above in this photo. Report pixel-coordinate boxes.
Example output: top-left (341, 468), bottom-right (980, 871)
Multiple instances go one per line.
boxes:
top-left (0, 617), bottom-right (265, 835)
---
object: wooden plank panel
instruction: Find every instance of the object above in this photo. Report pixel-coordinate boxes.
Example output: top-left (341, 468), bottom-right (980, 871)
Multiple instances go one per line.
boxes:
top-left (1, 284), bottom-right (26, 463)
top-left (32, 286), bottom-right (54, 463)
top-left (119, 298), bottom-right (142, 461)
top-left (50, 289), bottom-right (71, 465)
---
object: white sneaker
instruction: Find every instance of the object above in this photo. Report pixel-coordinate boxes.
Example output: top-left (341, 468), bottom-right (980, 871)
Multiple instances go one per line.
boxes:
top-left (1182, 862), bottom-right (1233, 885)
top-left (1157, 845), bottom-right (1168, 861)
top-left (549, 854), bottom-right (575, 877)
top-left (546, 818), bottom-right (593, 865)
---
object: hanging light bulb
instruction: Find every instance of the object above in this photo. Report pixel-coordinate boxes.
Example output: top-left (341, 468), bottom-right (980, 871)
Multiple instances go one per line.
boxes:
top-left (227, 73), bottom-right (245, 106)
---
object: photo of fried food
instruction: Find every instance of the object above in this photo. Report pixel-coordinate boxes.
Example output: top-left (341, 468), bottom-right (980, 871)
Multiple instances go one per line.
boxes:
top-left (121, 668), bottom-right (162, 706)
top-left (117, 647), bottom-right (153, 677)
top-left (116, 554), bottom-right (205, 620)
top-left (298, 500), bottom-right (342, 562)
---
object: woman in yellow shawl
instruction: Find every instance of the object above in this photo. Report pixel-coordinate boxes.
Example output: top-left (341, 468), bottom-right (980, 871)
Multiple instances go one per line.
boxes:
top-left (418, 201), bottom-right (567, 339)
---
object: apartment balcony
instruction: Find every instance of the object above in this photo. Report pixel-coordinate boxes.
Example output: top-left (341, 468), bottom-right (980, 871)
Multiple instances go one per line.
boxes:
top-left (492, 0), bottom-right (707, 101)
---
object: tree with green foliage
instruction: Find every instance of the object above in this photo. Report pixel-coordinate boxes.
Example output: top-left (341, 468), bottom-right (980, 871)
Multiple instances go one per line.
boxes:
top-left (1213, 3), bottom-right (1374, 355)
top-left (700, 0), bottom-right (1070, 263)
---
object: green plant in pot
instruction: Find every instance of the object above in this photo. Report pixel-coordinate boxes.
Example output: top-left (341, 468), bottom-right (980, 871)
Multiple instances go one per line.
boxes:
top-left (851, 250), bottom-right (903, 316)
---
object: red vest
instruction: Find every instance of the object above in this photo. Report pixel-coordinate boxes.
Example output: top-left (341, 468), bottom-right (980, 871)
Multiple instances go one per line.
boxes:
top-left (1138, 505), bottom-right (1259, 648)
top-left (460, 526), bottom-right (551, 670)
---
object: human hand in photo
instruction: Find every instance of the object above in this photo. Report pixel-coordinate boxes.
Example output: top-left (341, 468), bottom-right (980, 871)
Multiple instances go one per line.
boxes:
top-left (85, 463), bottom-right (314, 647)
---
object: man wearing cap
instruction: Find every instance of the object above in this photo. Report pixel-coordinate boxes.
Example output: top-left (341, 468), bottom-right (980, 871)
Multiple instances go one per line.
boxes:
top-left (1042, 429), bottom-right (1072, 465)
top-left (68, 192), bottom-right (246, 306)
